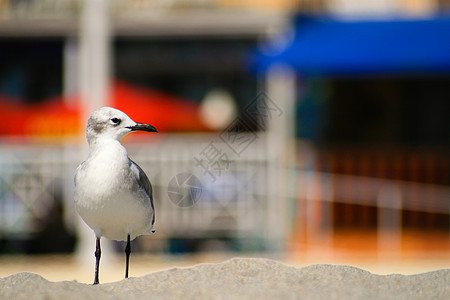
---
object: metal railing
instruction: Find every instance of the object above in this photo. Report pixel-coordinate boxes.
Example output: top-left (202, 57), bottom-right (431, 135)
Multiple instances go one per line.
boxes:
top-left (1, 136), bottom-right (448, 253)
top-left (0, 133), bottom-right (278, 247)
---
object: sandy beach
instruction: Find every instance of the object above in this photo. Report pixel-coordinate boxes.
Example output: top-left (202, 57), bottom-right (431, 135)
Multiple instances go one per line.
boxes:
top-left (1, 257), bottom-right (448, 300)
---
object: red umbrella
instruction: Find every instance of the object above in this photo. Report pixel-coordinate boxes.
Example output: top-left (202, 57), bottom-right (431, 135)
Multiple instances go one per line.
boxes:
top-left (0, 94), bottom-right (80, 137)
top-left (110, 80), bottom-right (208, 132)
top-left (0, 80), bottom-right (209, 138)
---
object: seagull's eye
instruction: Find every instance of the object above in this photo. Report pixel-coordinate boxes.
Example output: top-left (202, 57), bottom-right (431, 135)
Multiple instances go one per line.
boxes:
top-left (111, 118), bottom-right (121, 125)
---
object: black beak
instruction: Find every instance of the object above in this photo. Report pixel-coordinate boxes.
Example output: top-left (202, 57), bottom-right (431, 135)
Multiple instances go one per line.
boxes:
top-left (126, 123), bottom-right (158, 133)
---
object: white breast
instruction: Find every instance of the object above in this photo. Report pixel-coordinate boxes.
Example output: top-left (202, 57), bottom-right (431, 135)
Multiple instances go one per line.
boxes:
top-left (74, 141), bottom-right (153, 241)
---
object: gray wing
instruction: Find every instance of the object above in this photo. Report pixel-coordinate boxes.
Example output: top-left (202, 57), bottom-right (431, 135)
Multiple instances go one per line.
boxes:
top-left (130, 159), bottom-right (155, 226)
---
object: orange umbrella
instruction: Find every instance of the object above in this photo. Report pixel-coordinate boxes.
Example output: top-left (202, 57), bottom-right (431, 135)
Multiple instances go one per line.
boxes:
top-left (110, 80), bottom-right (208, 132)
top-left (0, 80), bottom-right (209, 138)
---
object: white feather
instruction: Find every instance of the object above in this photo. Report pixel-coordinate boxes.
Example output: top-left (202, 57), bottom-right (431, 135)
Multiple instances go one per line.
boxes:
top-left (74, 107), bottom-right (155, 241)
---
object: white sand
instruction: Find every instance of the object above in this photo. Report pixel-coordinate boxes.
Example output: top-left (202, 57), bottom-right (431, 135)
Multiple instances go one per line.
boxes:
top-left (1, 257), bottom-right (448, 300)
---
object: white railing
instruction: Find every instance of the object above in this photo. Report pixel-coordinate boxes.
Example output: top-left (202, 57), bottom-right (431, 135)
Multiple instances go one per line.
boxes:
top-left (0, 132), bottom-right (279, 249)
top-left (295, 169), bottom-right (449, 255)
top-left (1, 136), bottom-right (448, 253)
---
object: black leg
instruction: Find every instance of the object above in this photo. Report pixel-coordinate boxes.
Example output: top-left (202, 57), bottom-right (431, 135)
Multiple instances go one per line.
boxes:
top-left (125, 234), bottom-right (131, 279)
top-left (94, 237), bottom-right (101, 285)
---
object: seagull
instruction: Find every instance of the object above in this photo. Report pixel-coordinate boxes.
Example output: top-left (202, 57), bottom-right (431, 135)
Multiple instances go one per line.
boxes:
top-left (74, 107), bottom-right (158, 285)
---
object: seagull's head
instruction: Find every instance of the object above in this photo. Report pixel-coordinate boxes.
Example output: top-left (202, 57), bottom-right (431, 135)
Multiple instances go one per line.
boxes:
top-left (86, 107), bottom-right (158, 143)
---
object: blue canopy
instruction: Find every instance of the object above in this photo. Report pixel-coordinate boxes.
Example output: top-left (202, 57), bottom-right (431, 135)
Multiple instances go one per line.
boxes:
top-left (253, 15), bottom-right (450, 76)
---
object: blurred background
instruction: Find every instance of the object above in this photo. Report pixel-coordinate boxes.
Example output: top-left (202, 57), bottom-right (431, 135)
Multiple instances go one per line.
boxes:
top-left (0, 0), bottom-right (448, 283)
